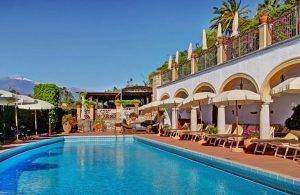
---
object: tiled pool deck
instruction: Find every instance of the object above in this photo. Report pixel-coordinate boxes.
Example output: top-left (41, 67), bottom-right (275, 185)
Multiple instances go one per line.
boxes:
top-left (1, 132), bottom-right (299, 179)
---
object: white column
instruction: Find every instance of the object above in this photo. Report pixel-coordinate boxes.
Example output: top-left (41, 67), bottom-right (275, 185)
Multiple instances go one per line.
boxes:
top-left (172, 108), bottom-right (178, 130)
top-left (190, 106), bottom-right (198, 131)
top-left (260, 102), bottom-right (271, 139)
top-left (191, 58), bottom-right (196, 74)
top-left (217, 105), bottom-right (226, 134)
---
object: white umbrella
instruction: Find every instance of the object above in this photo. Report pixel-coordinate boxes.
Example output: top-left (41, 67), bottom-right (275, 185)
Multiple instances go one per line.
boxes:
top-left (16, 95), bottom-right (36, 104)
top-left (180, 92), bottom-right (216, 124)
top-left (0, 90), bottom-right (17, 105)
top-left (231, 11), bottom-right (239, 37)
top-left (161, 98), bottom-right (184, 108)
top-left (271, 77), bottom-right (300, 96)
top-left (175, 51), bottom-right (179, 64)
top-left (211, 90), bottom-right (261, 140)
top-left (168, 56), bottom-right (172, 69)
top-left (18, 99), bottom-right (54, 136)
top-left (202, 29), bottom-right (208, 50)
top-left (217, 23), bottom-right (222, 38)
top-left (187, 42), bottom-right (193, 60)
top-left (180, 92), bottom-right (216, 108)
top-left (139, 100), bottom-right (163, 112)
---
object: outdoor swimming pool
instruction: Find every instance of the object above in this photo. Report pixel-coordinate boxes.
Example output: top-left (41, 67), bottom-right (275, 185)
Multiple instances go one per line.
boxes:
top-left (0, 137), bottom-right (297, 194)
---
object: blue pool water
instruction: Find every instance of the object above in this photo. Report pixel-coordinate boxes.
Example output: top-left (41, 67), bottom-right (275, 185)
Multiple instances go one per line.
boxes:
top-left (0, 139), bottom-right (287, 194)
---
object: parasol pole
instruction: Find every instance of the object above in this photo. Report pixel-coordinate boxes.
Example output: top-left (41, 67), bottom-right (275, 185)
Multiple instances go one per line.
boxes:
top-left (198, 100), bottom-right (202, 125)
top-left (235, 100), bottom-right (239, 147)
top-left (15, 105), bottom-right (19, 140)
top-left (34, 110), bottom-right (38, 136)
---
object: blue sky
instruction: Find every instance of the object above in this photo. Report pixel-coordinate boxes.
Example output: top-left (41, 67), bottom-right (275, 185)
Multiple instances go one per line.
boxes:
top-left (0, 0), bottom-right (261, 91)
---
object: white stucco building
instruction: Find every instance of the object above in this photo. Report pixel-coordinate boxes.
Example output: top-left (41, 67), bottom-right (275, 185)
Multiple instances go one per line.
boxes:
top-left (148, 10), bottom-right (300, 139)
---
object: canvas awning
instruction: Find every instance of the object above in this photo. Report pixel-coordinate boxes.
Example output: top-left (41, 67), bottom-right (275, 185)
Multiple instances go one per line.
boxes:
top-left (161, 98), bottom-right (184, 108)
top-left (0, 90), bottom-right (17, 105)
top-left (271, 77), bottom-right (300, 96)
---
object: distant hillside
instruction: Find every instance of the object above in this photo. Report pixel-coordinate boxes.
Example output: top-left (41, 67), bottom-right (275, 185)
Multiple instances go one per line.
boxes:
top-left (0, 75), bottom-right (37, 95)
top-left (0, 75), bottom-right (87, 97)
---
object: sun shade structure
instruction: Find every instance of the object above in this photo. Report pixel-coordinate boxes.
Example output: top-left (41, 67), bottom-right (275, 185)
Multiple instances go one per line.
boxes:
top-left (175, 51), bottom-right (179, 64)
top-left (180, 92), bottom-right (216, 108)
top-left (202, 29), bottom-right (208, 50)
top-left (180, 92), bottom-right (216, 125)
top-left (0, 90), bottom-right (18, 105)
top-left (18, 99), bottom-right (54, 135)
top-left (168, 56), bottom-right (172, 69)
top-left (271, 77), bottom-right (300, 95)
top-left (211, 90), bottom-right (261, 146)
top-left (187, 42), bottom-right (193, 60)
top-left (211, 90), bottom-right (261, 106)
top-left (231, 11), bottom-right (239, 37)
top-left (138, 100), bottom-right (163, 112)
top-left (161, 98), bottom-right (184, 108)
top-left (217, 23), bottom-right (222, 38)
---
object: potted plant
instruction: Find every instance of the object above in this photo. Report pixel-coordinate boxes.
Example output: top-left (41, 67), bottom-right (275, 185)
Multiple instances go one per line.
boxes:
top-left (133, 99), bottom-right (140, 107)
top-left (62, 114), bottom-right (74, 134)
top-left (191, 52), bottom-right (199, 58)
top-left (129, 112), bottom-right (138, 121)
top-left (115, 99), bottom-right (122, 107)
top-left (242, 128), bottom-right (259, 151)
top-left (94, 119), bottom-right (104, 132)
top-left (258, 9), bottom-right (269, 24)
top-left (89, 101), bottom-right (96, 108)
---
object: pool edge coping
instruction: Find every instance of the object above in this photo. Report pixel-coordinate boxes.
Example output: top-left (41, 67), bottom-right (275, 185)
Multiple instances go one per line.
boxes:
top-left (134, 136), bottom-right (300, 194)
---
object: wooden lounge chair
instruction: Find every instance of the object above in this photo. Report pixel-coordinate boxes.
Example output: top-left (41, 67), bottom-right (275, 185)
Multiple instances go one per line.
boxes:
top-left (207, 124), bottom-right (233, 146)
top-left (270, 141), bottom-right (300, 160)
top-left (252, 132), bottom-right (299, 154)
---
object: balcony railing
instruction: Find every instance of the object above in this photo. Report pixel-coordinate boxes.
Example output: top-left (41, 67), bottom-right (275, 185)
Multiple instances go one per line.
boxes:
top-left (161, 69), bottom-right (172, 85)
top-left (178, 61), bottom-right (191, 79)
top-left (224, 26), bottom-right (259, 61)
top-left (269, 7), bottom-right (299, 44)
top-left (195, 46), bottom-right (217, 72)
top-left (158, 6), bottom-right (300, 86)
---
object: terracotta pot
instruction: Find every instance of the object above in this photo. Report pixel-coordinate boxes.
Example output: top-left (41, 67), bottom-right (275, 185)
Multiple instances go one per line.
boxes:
top-left (191, 52), bottom-right (199, 58)
top-left (243, 137), bottom-right (257, 151)
top-left (94, 124), bottom-right (102, 132)
top-left (218, 37), bottom-right (223, 44)
top-left (131, 116), bottom-right (137, 121)
top-left (89, 105), bottom-right (95, 109)
top-left (172, 62), bottom-right (178, 68)
top-left (63, 123), bottom-right (72, 134)
top-left (134, 102), bottom-right (139, 107)
top-left (76, 105), bottom-right (81, 109)
top-left (259, 15), bottom-right (268, 24)
top-left (115, 102), bottom-right (121, 107)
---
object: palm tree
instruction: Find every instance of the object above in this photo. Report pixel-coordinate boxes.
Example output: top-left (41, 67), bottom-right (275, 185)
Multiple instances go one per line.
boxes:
top-left (283, 0), bottom-right (300, 6)
top-left (210, 0), bottom-right (250, 35)
top-left (257, 0), bottom-right (281, 13)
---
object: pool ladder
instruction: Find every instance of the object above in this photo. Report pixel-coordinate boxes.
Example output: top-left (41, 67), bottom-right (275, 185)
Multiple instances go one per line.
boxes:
top-left (114, 122), bottom-right (125, 142)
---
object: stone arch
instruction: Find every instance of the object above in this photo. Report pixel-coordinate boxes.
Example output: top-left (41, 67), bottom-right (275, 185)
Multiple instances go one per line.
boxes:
top-left (260, 57), bottom-right (300, 101)
top-left (219, 73), bottom-right (259, 93)
top-left (160, 93), bottom-right (170, 101)
top-left (193, 82), bottom-right (216, 94)
top-left (174, 88), bottom-right (189, 98)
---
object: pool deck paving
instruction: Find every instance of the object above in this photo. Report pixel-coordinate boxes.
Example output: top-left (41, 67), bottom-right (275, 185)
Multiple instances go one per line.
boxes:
top-left (1, 131), bottom-right (299, 179)
top-left (137, 134), bottom-right (300, 179)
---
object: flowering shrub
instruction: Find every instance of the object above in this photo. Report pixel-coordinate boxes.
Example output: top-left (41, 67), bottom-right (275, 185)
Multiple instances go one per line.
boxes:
top-left (242, 128), bottom-right (259, 138)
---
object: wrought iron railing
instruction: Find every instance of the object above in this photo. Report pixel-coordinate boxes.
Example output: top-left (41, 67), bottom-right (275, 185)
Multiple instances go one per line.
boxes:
top-left (269, 7), bottom-right (299, 44)
top-left (224, 26), bottom-right (259, 61)
top-left (195, 46), bottom-right (217, 72)
top-left (161, 69), bottom-right (172, 84)
top-left (177, 61), bottom-right (191, 79)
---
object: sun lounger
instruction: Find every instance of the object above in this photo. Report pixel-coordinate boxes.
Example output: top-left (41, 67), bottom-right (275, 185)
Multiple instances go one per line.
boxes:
top-left (207, 124), bottom-right (233, 146)
top-left (270, 141), bottom-right (300, 160)
top-left (252, 132), bottom-right (299, 154)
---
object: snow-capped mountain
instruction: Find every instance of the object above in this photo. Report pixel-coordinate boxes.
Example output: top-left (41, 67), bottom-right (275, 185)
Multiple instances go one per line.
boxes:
top-left (0, 75), bottom-right (87, 96)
